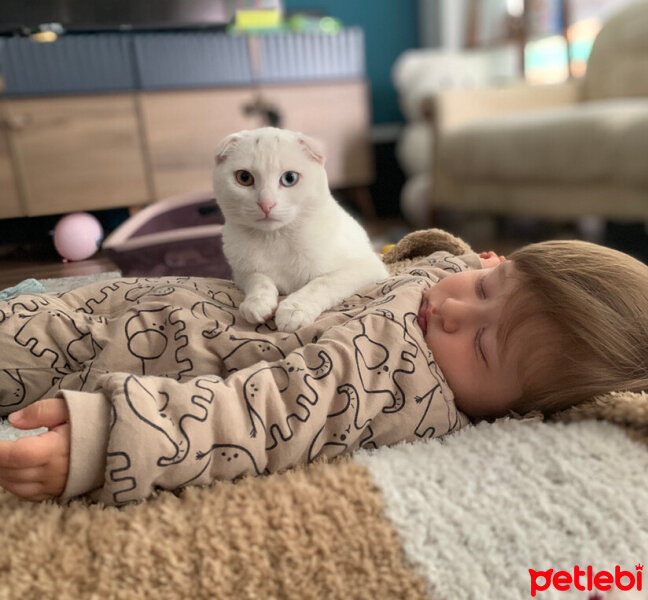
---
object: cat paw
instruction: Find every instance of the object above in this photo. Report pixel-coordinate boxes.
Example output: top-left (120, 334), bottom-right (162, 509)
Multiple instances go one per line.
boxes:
top-left (275, 300), bottom-right (320, 332)
top-left (240, 294), bottom-right (278, 324)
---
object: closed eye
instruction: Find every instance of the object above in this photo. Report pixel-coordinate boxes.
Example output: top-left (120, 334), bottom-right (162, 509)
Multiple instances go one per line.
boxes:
top-left (474, 275), bottom-right (487, 364)
top-left (475, 327), bottom-right (487, 365)
top-left (475, 274), bottom-right (486, 299)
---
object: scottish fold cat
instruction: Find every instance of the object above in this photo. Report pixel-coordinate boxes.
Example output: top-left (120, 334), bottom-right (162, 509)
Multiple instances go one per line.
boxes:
top-left (213, 127), bottom-right (388, 332)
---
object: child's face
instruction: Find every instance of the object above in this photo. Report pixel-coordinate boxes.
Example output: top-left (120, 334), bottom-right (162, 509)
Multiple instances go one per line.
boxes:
top-left (418, 261), bottom-right (523, 418)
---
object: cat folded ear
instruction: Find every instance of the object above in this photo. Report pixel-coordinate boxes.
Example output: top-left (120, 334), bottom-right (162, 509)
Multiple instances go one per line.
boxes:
top-left (215, 133), bottom-right (241, 165)
top-left (297, 134), bottom-right (326, 165)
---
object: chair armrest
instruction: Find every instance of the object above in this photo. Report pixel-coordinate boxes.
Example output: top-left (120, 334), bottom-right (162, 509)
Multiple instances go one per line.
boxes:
top-left (423, 79), bottom-right (583, 132)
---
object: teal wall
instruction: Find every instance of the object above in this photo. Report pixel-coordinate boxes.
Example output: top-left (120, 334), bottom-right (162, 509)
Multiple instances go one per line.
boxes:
top-left (284, 0), bottom-right (419, 124)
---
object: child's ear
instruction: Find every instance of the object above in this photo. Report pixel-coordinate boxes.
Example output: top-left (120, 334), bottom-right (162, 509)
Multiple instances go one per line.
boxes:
top-left (215, 133), bottom-right (241, 165)
top-left (297, 134), bottom-right (326, 165)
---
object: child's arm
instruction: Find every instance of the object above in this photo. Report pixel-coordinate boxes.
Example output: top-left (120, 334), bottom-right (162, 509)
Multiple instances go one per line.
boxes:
top-left (0, 321), bottom-right (407, 506)
top-left (0, 398), bottom-right (70, 502)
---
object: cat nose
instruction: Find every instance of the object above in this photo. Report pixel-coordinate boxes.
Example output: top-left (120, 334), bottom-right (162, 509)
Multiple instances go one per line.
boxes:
top-left (257, 201), bottom-right (277, 217)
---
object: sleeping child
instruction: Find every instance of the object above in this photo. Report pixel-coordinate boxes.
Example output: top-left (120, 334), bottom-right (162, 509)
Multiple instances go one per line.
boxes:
top-left (0, 239), bottom-right (647, 506)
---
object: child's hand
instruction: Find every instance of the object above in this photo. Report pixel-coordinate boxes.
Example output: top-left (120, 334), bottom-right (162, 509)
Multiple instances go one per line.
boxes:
top-left (0, 398), bottom-right (70, 502)
top-left (479, 251), bottom-right (506, 268)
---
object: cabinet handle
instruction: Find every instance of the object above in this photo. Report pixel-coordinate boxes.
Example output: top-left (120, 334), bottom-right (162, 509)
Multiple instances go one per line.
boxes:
top-left (242, 96), bottom-right (283, 128)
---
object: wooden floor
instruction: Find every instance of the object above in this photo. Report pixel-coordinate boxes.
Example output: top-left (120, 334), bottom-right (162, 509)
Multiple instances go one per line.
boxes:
top-left (0, 250), bottom-right (119, 289)
top-left (0, 218), bottom-right (408, 289)
top-left (0, 215), bottom-right (534, 290)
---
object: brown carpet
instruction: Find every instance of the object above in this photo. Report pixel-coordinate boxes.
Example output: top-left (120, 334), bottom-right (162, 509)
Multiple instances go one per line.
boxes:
top-left (0, 458), bottom-right (429, 600)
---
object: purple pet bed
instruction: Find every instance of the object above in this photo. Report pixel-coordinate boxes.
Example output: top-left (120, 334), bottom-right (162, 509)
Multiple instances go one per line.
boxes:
top-left (103, 191), bottom-right (232, 279)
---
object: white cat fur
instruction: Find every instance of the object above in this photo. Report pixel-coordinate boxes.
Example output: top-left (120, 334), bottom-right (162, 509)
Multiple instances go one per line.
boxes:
top-left (213, 127), bottom-right (388, 332)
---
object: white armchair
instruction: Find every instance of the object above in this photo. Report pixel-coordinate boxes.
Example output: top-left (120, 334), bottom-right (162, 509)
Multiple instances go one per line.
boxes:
top-left (425, 1), bottom-right (648, 222)
top-left (392, 46), bottom-right (519, 225)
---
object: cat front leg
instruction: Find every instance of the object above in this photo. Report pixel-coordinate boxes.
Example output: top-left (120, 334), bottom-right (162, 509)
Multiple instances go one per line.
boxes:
top-left (237, 272), bottom-right (279, 324)
top-left (274, 296), bottom-right (323, 333)
top-left (275, 264), bottom-right (382, 332)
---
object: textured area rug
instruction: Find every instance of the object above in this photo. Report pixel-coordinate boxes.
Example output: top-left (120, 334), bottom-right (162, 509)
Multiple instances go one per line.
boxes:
top-left (1, 419), bottom-right (647, 599)
top-left (0, 460), bottom-right (429, 600)
top-left (356, 419), bottom-right (648, 599)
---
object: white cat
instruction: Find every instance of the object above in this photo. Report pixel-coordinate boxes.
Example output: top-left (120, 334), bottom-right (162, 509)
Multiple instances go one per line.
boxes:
top-left (213, 127), bottom-right (388, 332)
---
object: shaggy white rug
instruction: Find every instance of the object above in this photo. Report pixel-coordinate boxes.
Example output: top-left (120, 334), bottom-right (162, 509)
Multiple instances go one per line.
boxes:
top-left (356, 419), bottom-right (648, 599)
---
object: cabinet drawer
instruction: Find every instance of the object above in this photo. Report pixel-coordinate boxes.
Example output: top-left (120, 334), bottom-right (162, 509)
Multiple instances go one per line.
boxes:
top-left (142, 80), bottom-right (373, 199)
top-left (259, 80), bottom-right (373, 188)
top-left (141, 88), bottom-right (262, 199)
top-left (1, 34), bottom-right (136, 96)
top-left (7, 95), bottom-right (150, 216)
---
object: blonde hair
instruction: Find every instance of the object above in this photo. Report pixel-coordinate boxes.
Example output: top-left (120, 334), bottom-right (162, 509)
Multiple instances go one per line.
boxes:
top-left (500, 240), bottom-right (648, 415)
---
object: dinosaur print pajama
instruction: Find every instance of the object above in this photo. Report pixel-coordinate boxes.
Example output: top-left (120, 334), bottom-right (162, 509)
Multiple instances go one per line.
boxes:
top-left (0, 252), bottom-right (478, 506)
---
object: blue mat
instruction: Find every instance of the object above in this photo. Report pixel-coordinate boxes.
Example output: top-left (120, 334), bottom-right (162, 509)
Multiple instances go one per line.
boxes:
top-left (0, 278), bottom-right (45, 300)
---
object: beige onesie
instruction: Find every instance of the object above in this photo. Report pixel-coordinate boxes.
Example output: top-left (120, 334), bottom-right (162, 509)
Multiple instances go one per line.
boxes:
top-left (0, 252), bottom-right (479, 505)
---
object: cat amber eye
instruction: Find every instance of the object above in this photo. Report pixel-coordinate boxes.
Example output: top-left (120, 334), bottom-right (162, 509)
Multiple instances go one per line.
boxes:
top-left (280, 171), bottom-right (300, 187)
top-left (235, 170), bottom-right (255, 186)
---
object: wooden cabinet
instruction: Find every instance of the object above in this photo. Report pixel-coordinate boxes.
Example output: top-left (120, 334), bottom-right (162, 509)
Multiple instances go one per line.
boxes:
top-left (5, 95), bottom-right (150, 216)
top-left (140, 88), bottom-right (261, 199)
top-left (140, 80), bottom-right (373, 200)
top-left (260, 81), bottom-right (374, 189)
top-left (0, 80), bottom-right (373, 217)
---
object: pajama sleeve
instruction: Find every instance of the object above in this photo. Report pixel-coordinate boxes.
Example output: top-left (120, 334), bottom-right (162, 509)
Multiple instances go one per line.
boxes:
top-left (60, 343), bottom-right (340, 505)
top-left (58, 309), bottom-right (455, 506)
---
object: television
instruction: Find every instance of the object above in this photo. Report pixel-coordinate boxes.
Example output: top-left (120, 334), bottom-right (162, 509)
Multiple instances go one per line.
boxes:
top-left (0, 0), bottom-right (237, 35)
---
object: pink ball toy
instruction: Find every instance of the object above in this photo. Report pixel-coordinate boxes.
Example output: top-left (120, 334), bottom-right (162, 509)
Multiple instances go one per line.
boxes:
top-left (53, 212), bottom-right (104, 262)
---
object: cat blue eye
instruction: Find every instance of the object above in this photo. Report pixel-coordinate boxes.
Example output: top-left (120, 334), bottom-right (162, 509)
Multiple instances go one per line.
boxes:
top-left (280, 171), bottom-right (299, 187)
top-left (235, 170), bottom-right (254, 186)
